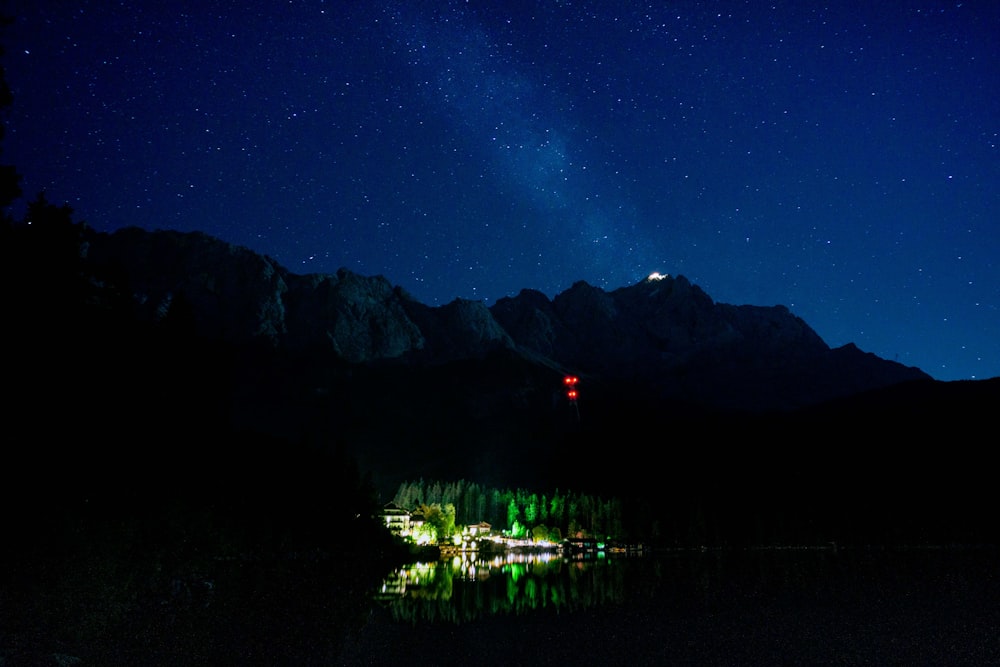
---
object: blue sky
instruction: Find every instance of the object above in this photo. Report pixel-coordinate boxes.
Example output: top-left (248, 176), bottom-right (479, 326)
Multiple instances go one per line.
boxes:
top-left (4, 0), bottom-right (999, 380)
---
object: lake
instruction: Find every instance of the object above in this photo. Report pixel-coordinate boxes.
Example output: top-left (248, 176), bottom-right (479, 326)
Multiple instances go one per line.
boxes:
top-left (337, 546), bottom-right (1000, 666)
top-left (6, 544), bottom-right (999, 665)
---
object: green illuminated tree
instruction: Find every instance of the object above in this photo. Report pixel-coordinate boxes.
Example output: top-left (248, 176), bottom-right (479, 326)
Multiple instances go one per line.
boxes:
top-left (531, 524), bottom-right (553, 542)
top-left (475, 489), bottom-right (487, 524)
top-left (441, 503), bottom-right (456, 539)
top-left (524, 493), bottom-right (539, 525)
top-left (419, 502), bottom-right (456, 542)
top-left (507, 498), bottom-right (520, 531)
top-left (549, 494), bottom-right (565, 530)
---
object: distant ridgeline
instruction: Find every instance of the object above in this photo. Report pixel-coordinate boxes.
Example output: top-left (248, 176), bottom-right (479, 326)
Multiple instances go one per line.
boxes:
top-left (393, 479), bottom-right (628, 543)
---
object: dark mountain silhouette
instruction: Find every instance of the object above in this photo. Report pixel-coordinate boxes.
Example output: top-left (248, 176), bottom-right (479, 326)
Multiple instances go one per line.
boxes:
top-left (82, 225), bottom-right (928, 402)
top-left (3, 217), bottom-right (998, 549)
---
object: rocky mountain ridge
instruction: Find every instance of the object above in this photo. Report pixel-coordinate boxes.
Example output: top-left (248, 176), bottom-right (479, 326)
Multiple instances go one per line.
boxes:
top-left (85, 225), bottom-right (928, 413)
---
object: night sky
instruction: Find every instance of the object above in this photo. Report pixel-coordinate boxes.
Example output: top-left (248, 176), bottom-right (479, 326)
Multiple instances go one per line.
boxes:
top-left (4, 1), bottom-right (998, 381)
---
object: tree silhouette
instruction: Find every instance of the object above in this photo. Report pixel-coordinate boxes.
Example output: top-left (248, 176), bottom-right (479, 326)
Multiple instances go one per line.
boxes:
top-left (0, 13), bottom-right (21, 217)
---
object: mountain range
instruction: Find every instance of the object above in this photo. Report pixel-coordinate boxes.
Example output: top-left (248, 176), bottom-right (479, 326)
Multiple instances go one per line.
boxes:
top-left (4, 216), bottom-right (998, 547)
top-left (83, 225), bottom-right (930, 406)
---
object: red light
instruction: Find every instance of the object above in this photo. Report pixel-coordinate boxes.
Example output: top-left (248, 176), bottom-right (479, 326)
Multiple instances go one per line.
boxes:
top-left (567, 389), bottom-right (578, 401)
top-left (563, 375), bottom-right (579, 386)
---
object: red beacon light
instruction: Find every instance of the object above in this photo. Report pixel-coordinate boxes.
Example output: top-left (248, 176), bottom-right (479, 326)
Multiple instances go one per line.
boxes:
top-left (563, 375), bottom-right (579, 402)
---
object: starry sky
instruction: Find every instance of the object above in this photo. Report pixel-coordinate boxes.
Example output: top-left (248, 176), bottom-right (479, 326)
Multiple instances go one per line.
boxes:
top-left (3, 1), bottom-right (998, 381)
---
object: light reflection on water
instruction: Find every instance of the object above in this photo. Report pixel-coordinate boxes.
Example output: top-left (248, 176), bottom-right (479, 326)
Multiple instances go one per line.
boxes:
top-left (373, 550), bottom-right (629, 624)
top-left (349, 547), bottom-right (1000, 665)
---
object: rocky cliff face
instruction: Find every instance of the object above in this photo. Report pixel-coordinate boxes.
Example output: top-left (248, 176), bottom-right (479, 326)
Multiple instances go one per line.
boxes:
top-left (493, 273), bottom-right (927, 411)
top-left (82, 226), bottom-right (928, 412)
top-left (87, 227), bottom-right (290, 343)
top-left (282, 270), bottom-right (425, 363)
top-left (492, 275), bottom-right (823, 379)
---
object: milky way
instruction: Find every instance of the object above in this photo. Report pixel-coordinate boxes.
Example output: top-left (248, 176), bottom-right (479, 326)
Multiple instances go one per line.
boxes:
top-left (4, 1), bottom-right (999, 380)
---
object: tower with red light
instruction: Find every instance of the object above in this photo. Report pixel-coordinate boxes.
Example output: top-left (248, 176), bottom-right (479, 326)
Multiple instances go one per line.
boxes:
top-left (563, 375), bottom-right (579, 402)
top-left (563, 375), bottom-right (580, 421)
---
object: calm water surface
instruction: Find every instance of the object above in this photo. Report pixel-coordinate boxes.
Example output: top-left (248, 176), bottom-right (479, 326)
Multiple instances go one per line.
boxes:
top-left (338, 547), bottom-right (1000, 666)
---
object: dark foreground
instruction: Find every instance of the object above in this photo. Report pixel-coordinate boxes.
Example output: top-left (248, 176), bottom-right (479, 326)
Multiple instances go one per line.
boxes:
top-left (5, 544), bottom-right (997, 666)
top-left (341, 547), bottom-right (1000, 667)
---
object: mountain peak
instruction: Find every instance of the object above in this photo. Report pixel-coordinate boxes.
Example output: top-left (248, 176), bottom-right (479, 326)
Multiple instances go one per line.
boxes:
top-left (78, 225), bottom-right (928, 412)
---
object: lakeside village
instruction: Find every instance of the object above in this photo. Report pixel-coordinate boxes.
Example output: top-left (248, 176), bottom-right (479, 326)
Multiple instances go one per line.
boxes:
top-left (378, 502), bottom-right (647, 560)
